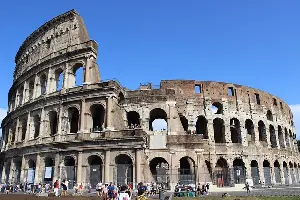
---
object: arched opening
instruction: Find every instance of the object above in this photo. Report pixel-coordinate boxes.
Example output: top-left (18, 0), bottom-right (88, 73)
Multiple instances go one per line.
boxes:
top-left (127, 111), bottom-right (140, 128)
top-left (149, 108), bottom-right (168, 131)
top-left (266, 110), bottom-right (273, 121)
top-left (18, 86), bottom-right (24, 106)
top-left (55, 68), bottom-right (64, 91)
top-left (63, 156), bottom-right (76, 188)
top-left (274, 160), bottom-right (281, 183)
top-left (49, 111), bottom-right (58, 136)
top-left (215, 158), bottom-right (229, 187)
top-left (179, 114), bottom-right (188, 132)
top-left (14, 160), bottom-right (22, 183)
top-left (285, 128), bottom-right (290, 148)
top-left (230, 118), bottom-right (241, 143)
top-left (205, 160), bottom-right (212, 180)
top-left (233, 158), bottom-right (245, 184)
top-left (245, 119), bottom-right (255, 142)
top-left (115, 154), bottom-right (133, 185)
top-left (289, 162), bottom-right (295, 184)
top-left (9, 125), bottom-right (16, 144)
top-left (211, 102), bottom-right (223, 114)
top-left (21, 118), bottom-right (27, 141)
top-left (28, 80), bottom-right (34, 100)
top-left (195, 116), bottom-right (208, 138)
top-left (118, 92), bottom-right (125, 104)
top-left (289, 130), bottom-right (293, 149)
top-left (258, 121), bottom-right (266, 142)
top-left (251, 160), bottom-right (260, 185)
top-left (213, 118), bottom-right (225, 143)
top-left (263, 160), bottom-right (271, 186)
top-left (27, 159), bottom-right (36, 184)
top-left (91, 104), bottom-right (105, 132)
top-left (149, 157), bottom-right (169, 189)
top-left (296, 163), bottom-right (300, 184)
top-left (269, 125), bottom-right (277, 148)
top-left (179, 157), bottom-right (196, 185)
top-left (73, 63), bottom-right (85, 87)
top-left (33, 115), bottom-right (40, 139)
top-left (44, 157), bottom-right (54, 182)
top-left (88, 155), bottom-right (103, 188)
top-left (278, 126), bottom-right (284, 148)
top-left (68, 107), bottom-right (79, 133)
top-left (40, 74), bottom-right (47, 95)
top-left (283, 161), bottom-right (289, 185)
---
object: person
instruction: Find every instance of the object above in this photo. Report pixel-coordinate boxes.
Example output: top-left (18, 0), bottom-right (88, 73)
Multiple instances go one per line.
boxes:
top-left (196, 183), bottom-right (201, 196)
top-left (53, 180), bottom-right (59, 196)
top-left (117, 185), bottom-right (130, 200)
top-left (108, 182), bottom-right (115, 200)
top-left (137, 185), bottom-right (148, 200)
top-left (102, 183), bottom-right (108, 200)
top-left (125, 184), bottom-right (132, 200)
top-left (96, 182), bottom-right (103, 197)
top-left (245, 182), bottom-right (250, 194)
top-left (61, 179), bottom-right (68, 196)
top-left (205, 183), bottom-right (210, 195)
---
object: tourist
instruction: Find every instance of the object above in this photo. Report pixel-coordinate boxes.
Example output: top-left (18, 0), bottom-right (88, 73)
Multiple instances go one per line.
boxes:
top-left (244, 182), bottom-right (250, 194)
top-left (96, 182), bottom-right (103, 197)
top-left (108, 182), bottom-right (115, 200)
top-left (117, 185), bottom-right (130, 200)
top-left (61, 179), bottom-right (68, 196)
top-left (53, 180), bottom-right (59, 196)
top-left (102, 183), bottom-right (108, 200)
top-left (205, 183), bottom-right (210, 195)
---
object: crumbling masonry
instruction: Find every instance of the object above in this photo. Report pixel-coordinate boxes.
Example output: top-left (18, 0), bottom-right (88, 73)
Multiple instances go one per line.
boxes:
top-left (1, 10), bottom-right (299, 190)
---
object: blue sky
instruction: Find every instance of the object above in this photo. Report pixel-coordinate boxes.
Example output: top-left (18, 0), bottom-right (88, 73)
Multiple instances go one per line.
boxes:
top-left (0, 1), bottom-right (300, 137)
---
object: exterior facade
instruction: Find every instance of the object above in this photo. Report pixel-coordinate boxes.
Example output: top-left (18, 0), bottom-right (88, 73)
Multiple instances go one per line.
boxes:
top-left (1, 10), bottom-right (299, 190)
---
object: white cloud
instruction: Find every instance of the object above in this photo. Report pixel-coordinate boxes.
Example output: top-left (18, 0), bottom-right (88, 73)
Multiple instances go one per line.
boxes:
top-left (290, 104), bottom-right (300, 140)
top-left (152, 119), bottom-right (167, 131)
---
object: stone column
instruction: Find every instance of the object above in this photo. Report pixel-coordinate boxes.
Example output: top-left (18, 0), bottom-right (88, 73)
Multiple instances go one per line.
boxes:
top-left (83, 56), bottom-right (90, 84)
top-left (9, 159), bottom-right (14, 182)
top-left (1, 163), bottom-right (6, 182)
top-left (76, 152), bottom-right (83, 184)
top-left (25, 113), bottom-right (31, 142)
top-left (34, 154), bottom-right (41, 183)
top-left (53, 153), bottom-right (60, 182)
top-left (225, 123), bottom-right (232, 144)
top-left (240, 125), bottom-right (248, 146)
top-left (265, 126), bottom-right (271, 148)
top-left (39, 108), bottom-right (45, 137)
top-left (135, 149), bottom-right (141, 185)
top-left (207, 121), bottom-right (215, 144)
top-left (244, 159), bottom-right (251, 179)
top-left (274, 128), bottom-right (280, 149)
top-left (20, 155), bottom-right (26, 183)
top-left (57, 105), bottom-right (63, 135)
top-left (106, 96), bottom-right (113, 130)
top-left (104, 150), bottom-right (110, 183)
top-left (15, 118), bottom-right (20, 144)
top-left (258, 160), bottom-right (265, 185)
top-left (46, 68), bottom-right (52, 94)
top-left (63, 63), bottom-right (69, 89)
top-left (80, 99), bottom-right (86, 132)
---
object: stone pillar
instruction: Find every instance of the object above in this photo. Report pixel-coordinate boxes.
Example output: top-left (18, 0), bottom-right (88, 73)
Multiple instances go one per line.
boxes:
top-left (53, 153), bottom-right (60, 182)
top-left (244, 159), bottom-right (251, 179)
top-left (20, 155), bottom-right (26, 183)
top-left (274, 128), bottom-right (280, 149)
top-left (25, 113), bottom-right (31, 142)
top-left (15, 118), bottom-right (20, 144)
top-left (287, 165), bottom-right (292, 185)
top-left (57, 105), bottom-right (63, 135)
top-left (63, 63), bottom-right (69, 89)
top-left (83, 57), bottom-right (90, 84)
top-left (225, 124), bottom-right (232, 144)
top-left (265, 126), bottom-right (271, 148)
top-left (135, 149), bottom-right (141, 185)
top-left (104, 150), bottom-right (110, 183)
top-left (39, 108), bottom-right (45, 137)
top-left (80, 99), bottom-right (86, 132)
top-left (240, 125), bottom-right (248, 146)
top-left (76, 152), bottom-right (83, 184)
top-left (34, 75), bottom-right (40, 98)
top-left (258, 160), bottom-right (265, 185)
top-left (207, 121), bottom-right (215, 144)
top-left (106, 96), bottom-right (113, 130)
top-left (34, 154), bottom-right (41, 183)
top-left (1, 163), bottom-right (6, 182)
top-left (9, 159), bottom-right (14, 182)
top-left (46, 68), bottom-right (52, 94)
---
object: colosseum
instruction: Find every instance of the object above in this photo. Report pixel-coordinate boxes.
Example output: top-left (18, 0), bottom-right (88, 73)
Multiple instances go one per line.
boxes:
top-left (0, 9), bottom-right (299, 191)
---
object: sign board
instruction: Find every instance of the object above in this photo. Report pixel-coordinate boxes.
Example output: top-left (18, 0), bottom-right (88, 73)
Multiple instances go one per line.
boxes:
top-left (245, 178), bottom-right (254, 187)
top-left (27, 168), bottom-right (35, 183)
top-left (93, 169), bottom-right (97, 172)
top-left (44, 167), bottom-right (53, 179)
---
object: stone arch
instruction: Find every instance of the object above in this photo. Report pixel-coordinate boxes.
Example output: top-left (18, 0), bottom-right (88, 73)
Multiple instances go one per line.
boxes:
top-left (49, 111), bottom-right (58, 136)
top-left (213, 118), bottom-right (225, 143)
top-left (179, 114), bottom-right (188, 132)
top-left (68, 107), bottom-right (79, 133)
top-left (72, 62), bottom-right (85, 87)
top-left (278, 125), bottom-right (284, 148)
top-left (62, 156), bottom-right (76, 187)
top-left (33, 114), bottom-right (40, 139)
top-left (179, 157), bottom-right (196, 185)
top-left (20, 117), bottom-right (27, 141)
top-left (127, 111), bottom-right (140, 128)
top-left (14, 159), bottom-right (22, 183)
top-left (55, 68), bottom-right (64, 91)
top-left (149, 157), bottom-right (169, 187)
top-left (28, 80), bottom-right (35, 100)
top-left (40, 73), bottom-right (47, 95)
top-left (44, 157), bottom-right (54, 182)
top-left (230, 118), bottom-right (241, 143)
top-left (211, 102), bottom-right (223, 114)
top-left (215, 157), bottom-right (229, 186)
top-left (45, 157), bottom-right (54, 167)
top-left (251, 160), bottom-right (260, 185)
top-left (27, 159), bottom-right (36, 183)
top-left (18, 85), bottom-right (24, 106)
top-left (266, 110), bottom-right (273, 121)
top-left (195, 115), bottom-right (208, 138)
top-left (258, 120), bottom-right (266, 142)
top-left (88, 155), bottom-right (103, 187)
top-left (118, 92), bottom-right (125, 104)
top-left (245, 119), bottom-right (255, 142)
top-left (263, 160), bottom-right (272, 185)
top-left (90, 104), bottom-right (105, 132)
top-left (233, 158), bottom-right (245, 184)
top-left (274, 160), bottom-right (281, 183)
top-left (149, 108), bottom-right (168, 131)
top-left (115, 154), bottom-right (133, 185)
top-left (289, 161), bottom-right (295, 184)
top-left (269, 125), bottom-right (277, 148)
